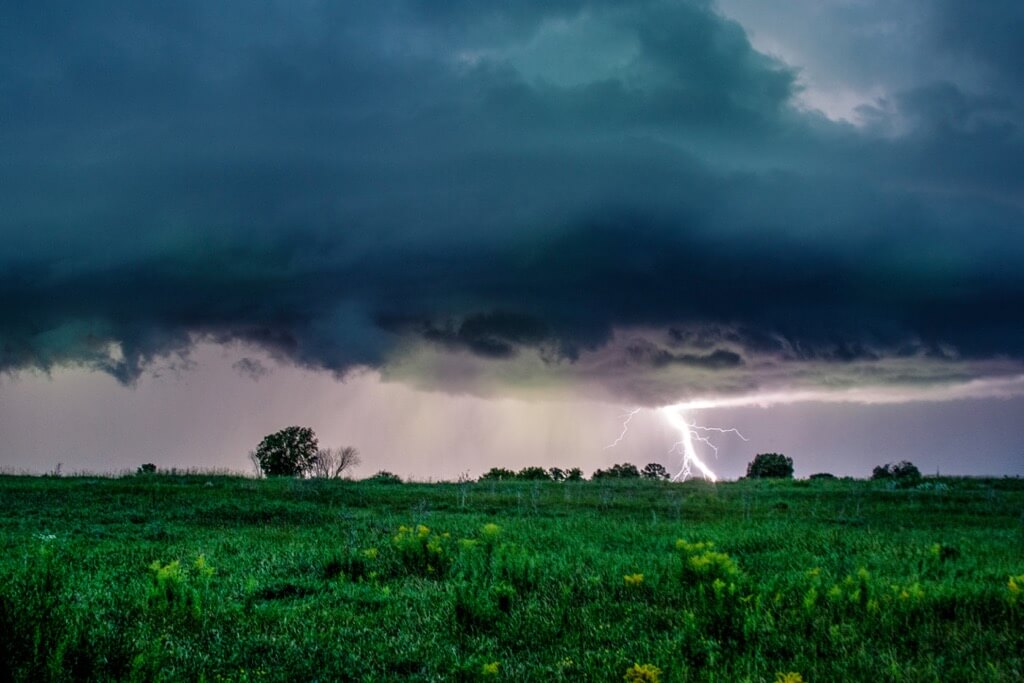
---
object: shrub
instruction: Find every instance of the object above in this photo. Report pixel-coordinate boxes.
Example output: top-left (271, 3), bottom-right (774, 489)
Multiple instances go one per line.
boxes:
top-left (254, 426), bottom-right (319, 477)
top-left (745, 453), bottom-right (793, 479)
top-left (366, 471), bottom-right (402, 484)
top-left (871, 461), bottom-right (922, 487)
top-left (809, 472), bottom-right (836, 480)
top-left (137, 463), bottom-right (157, 475)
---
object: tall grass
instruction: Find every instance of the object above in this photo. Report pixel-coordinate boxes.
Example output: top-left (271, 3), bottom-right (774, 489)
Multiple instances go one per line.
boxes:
top-left (0, 474), bottom-right (1021, 681)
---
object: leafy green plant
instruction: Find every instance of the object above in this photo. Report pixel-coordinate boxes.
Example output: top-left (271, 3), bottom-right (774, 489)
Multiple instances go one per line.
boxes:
top-left (146, 555), bottom-right (215, 621)
top-left (391, 525), bottom-right (452, 577)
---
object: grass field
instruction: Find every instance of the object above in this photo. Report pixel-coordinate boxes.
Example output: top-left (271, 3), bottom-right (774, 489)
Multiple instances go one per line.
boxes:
top-left (1, 474), bottom-right (1022, 682)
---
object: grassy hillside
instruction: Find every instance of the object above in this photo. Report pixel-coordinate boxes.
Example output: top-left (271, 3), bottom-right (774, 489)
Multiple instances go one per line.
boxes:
top-left (1, 474), bottom-right (1022, 682)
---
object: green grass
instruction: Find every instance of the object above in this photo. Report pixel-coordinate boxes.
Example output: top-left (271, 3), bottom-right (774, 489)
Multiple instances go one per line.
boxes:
top-left (1, 474), bottom-right (1022, 682)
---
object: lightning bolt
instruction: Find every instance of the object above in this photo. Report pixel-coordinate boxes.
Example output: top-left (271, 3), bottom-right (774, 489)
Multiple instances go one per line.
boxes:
top-left (659, 406), bottom-right (747, 483)
top-left (603, 404), bottom-right (747, 482)
top-left (605, 408), bottom-right (641, 449)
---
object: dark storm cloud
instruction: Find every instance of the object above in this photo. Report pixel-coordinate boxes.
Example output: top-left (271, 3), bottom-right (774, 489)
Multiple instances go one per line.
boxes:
top-left (1, 0), bottom-right (1023, 399)
top-left (625, 338), bottom-right (743, 370)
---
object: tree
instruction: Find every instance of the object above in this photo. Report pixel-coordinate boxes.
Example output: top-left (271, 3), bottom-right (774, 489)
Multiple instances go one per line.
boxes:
top-left (593, 463), bottom-right (641, 479)
top-left (548, 467), bottom-right (566, 482)
top-left (871, 461), bottom-right (921, 487)
top-left (479, 467), bottom-right (516, 481)
top-left (516, 466), bottom-right (552, 481)
top-left (312, 446), bottom-right (361, 479)
top-left (641, 463), bottom-right (670, 480)
top-left (566, 467), bottom-right (584, 481)
top-left (137, 463), bottom-right (157, 475)
top-left (254, 426), bottom-right (319, 477)
top-left (746, 453), bottom-right (793, 479)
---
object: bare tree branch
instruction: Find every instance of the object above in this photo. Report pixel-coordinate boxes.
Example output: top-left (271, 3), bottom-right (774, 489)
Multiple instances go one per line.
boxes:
top-left (312, 446), bottom-right (361, 479)
top-left (248, 450), bottom-right (264, 478)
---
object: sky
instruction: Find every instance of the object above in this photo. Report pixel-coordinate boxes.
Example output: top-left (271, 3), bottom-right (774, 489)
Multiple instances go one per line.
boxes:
top-left (2, 1), bottom-right (1023, 478)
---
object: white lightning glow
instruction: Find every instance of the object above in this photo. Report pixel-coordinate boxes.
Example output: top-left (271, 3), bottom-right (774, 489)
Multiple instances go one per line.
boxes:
top-left (604, 407), bottom-right (641, 449)
top-left (660, 406), bottom-right (747, 482)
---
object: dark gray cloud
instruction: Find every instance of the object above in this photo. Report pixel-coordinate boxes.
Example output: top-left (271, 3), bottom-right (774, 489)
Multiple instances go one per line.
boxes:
top-left (1, 0), bottom-right (1023, 400)
top-left (232, 357), bottom-right (269, 381)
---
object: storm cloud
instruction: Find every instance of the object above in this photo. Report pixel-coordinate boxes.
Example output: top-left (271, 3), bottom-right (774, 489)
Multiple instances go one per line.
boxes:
top-left (2, 0), bottom-right (1023, 403)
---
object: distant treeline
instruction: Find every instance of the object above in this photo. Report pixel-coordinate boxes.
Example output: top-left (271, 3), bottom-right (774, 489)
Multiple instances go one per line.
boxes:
top-left (479, 462), bottom-right (672, 482)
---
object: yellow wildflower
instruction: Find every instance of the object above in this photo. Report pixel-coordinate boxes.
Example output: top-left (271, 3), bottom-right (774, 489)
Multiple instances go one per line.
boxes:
top-left (675, 539), bottom-right (713, 553)
top-left (775, 673), bottom-right (804, 683)
top-left (623, 573), bottom-right (645, 587)
top-left (361, 548), bottom-right (379, 560)
top-left (481, 523), bottom-right (502, 540)
top-left (624, 662), bottom-right (661, 683)
top-left (417, 524), bottom-right (430, 537)
top-left (480, 661), bottom-right (500, 676)
top-left (193, 554), bottom-right (215, 578)
top-left (1009, 575), bottom-right (1024, 604)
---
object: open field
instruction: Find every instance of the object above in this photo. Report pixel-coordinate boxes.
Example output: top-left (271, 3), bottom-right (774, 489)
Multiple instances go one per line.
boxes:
top-left (1, 474), bottom-right (1023, 682)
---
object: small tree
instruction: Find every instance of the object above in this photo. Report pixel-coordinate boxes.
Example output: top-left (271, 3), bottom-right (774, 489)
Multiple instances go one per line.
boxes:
top-left (871, 461), bottom-right (921, 487)
top-left (746, 453), bottom-right (793, 479)
top-left (254, 426), bottom-right (319, 477)
top-left (312, 446), bottom-right (361, 479)
top-left (548, 467), bottom-right (566, 482)
top-left (137, 463), bottom-right (157, 475)
top-left (641, 463), bottom-right (670, 480)
top-left (516, 466), bottom-right (552, 481)
top-left (566, 467), bottom-right (584, 482)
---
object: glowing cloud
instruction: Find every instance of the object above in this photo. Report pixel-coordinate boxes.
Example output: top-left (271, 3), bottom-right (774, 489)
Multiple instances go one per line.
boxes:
top-left (661, 374), bottom-right (1024, 412)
